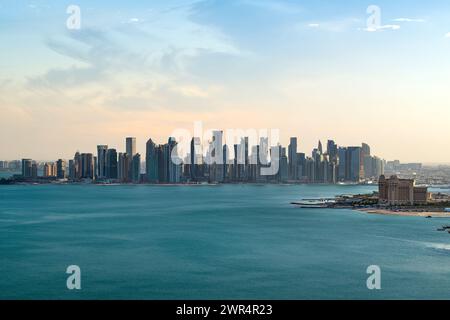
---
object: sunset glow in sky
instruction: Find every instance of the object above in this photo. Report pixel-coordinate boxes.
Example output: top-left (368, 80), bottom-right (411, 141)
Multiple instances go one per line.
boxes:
top-left (1, 0), bottom-right (450, 163)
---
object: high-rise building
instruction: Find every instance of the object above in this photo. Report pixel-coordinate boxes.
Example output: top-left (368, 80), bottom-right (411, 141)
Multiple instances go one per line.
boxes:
top-left (338, 147), bottom-right (347, 181)
top-left (43, 162), bottom-right (57, 177)
top-left (208, 131), bottom-right (224, 183)
top-left (21, 159), bottom-right (32, 178)
top-left (56, 159), bottom-right (66, 179)
top-left (297, 152), bottom-right (306, 180)
top-left (361, 143), bottom-right (371, 179)
top-left (189, 137), bottom-right (202, 182)
top-left (348, 147), bottom-right (362, 182)
top-left (126, 138), bottom-right (137, 181)
top-left (167, 138), bottom-right (181, 183)
top-left (118, 153), bottom-right (130, 182)
top-left (132, 153), bottom-right (141, 183)
top-left (126, 137), bottom-right (136, 157)
top-left (97, 145), bottom-right (108, 179)
top-left (80, 153), bottom-right (94, 179)
top-left (106, 149), bottom-right (118, 179)
top-left (68, 160), bottom-right (75, 180)
top-left (327, 140), bottom-right (338, 163)
top-left (361, 143), bottom-right (371, 158)
top-left (146, 139), bottom-right (159, 183)
top-left (288, 137), bottom-right (298, 180)
top-left (318, 140), bottom-right (323, 154)
top-left (31, 163), bottom-right (38, 179)
top-left (279, 146), bottom-right (288, 182)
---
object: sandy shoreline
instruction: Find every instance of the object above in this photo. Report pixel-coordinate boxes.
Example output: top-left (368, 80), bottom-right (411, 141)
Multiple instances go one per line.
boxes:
top-left (357, 208), bottom-right (450, 218)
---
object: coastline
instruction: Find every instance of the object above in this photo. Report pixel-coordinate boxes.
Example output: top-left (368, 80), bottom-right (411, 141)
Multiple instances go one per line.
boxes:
top-left (356, 208), bottom-right (450, 218)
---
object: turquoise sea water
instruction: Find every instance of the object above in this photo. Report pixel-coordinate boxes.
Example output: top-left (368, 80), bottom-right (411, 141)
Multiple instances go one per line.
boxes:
top-left (1, 184), bottom-right (450, 300)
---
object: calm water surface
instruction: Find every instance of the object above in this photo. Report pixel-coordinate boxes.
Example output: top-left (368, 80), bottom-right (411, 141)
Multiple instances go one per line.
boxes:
top-left (1, 184), bottom-right (449, 299)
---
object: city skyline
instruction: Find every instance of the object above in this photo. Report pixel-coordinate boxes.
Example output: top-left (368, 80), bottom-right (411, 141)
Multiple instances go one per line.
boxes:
top-left (1, 0), bottom-right (450, 163)
top-left (1, 132), bottom-right (445, 166)
top-left (8, 133), bottom-right (389, 186)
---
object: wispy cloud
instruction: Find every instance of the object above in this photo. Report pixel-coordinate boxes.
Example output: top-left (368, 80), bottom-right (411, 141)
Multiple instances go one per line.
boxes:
top-left (299, 18), bottom-right (361, 32)
top-left (26, 1), bottom-right (240, 111)
top-left (363, 24), bottom-right (400, 32)
top-left (445, 32), bottom-right (450, 38)
top-left (239, 0), bottom-right (302, 14)
top-left (392, 18), bottom-right (425, 23)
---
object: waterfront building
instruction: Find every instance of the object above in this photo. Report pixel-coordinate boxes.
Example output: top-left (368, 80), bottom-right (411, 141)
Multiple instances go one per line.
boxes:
top-left (68, 160), bottom-right (75, 180)
top-left (97, 145), bottom-right (108, 179)
top-left (56, 159), bottom-right (66, 179)
top-left (167, 138), bottom-right (181, 183)
top-left (126, 137), bottom-right (136, 157)
top-left (279, 147), bottom-right (288, 182)
top-left (118, 153), bottom-right (130, 182)
top-left (379, 175), bottom-right (429, 205)
top-left (106, 149), bottom-right (118, 179)
top-left (43, 162), bottom-right (57, 177)
top-left (131, 153), bottom-right (141, 183)
top-left (337, 147), bottom-right (347, 181)
top-left (348, 147), bottom-right (362, 183)
top-left (31, 163), bottom-right (38, 179)
top-left (288, 137), bottom-right (298, 180)
top-left (73, 152), bottom-right (82, 180)
top-left (80, 153), bottom-right (94, 180)
top-left (188, 137), bottom-right (202, 182)
top-left (146, 139), bottom-right (159, 183)
top-left (21, 159), bottom-right (32, 178)
top-left (327, 140), bottom-right (338, 163)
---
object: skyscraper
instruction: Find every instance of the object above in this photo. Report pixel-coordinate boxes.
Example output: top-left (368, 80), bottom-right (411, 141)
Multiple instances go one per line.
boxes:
top-left (327, 140), bottom-right (338, 163)
top-left (68, 160), bottom-right (75, 180)
top-left (132, 153), bottom-right (141, 183)
top-left (56, 159), bottom-right (66, 179)
top-left (74, 152), bottom-right (81, 180)
top-left (167, 137), bottom-right (181, 183)
top-left (288, 137), bottom-right (298, 180)
top-left (97, 145), bottom-right (108, 179)
top-left (126, 137), bottom-right (136, 157)
top-left (118, 152), bottom-right (130, 182)
top-left (348, 147), bottom-right (362, 182)
top-left (338, 147), bottom-right (347, 181)
top-left (106, 149), bottom-right (118, 179)
top-left (80, 153), bottom-right (94, 179)
top-left (21, 159), bottom-right (32, 178)
top-left (146, 139), bottom-right (159, 183)
top-left (189, 137), bottom-right (201, 182)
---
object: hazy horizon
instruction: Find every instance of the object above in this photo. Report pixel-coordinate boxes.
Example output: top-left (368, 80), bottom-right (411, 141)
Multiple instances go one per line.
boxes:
top-left (1, 0), bottom-right (450, 163)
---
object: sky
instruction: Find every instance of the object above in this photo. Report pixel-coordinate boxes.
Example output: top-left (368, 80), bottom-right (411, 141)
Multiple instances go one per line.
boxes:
top-left (1, 0), bottom-right (450, 163)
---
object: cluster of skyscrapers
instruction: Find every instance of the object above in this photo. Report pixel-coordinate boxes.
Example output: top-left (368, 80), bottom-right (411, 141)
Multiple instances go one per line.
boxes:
top-left (17, 133), bottom-right (385, 185)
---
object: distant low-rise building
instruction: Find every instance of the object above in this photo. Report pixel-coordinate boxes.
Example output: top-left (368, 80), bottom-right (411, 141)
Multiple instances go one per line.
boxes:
top-left (379, 175), bottom-right (429, 205)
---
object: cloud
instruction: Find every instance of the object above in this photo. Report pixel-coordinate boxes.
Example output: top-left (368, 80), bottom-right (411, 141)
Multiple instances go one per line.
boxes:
top-left (25, 1), bottom-right (240, 112)
top-left (298, 18), bottom-right (361, 32)
top-left (445, 32), bottom-right (450, 38)
top-left (239, 0), bottom-right (302, 14)
top-left (128, 18), bottom-right (142, 24)
top-left (392, 18), bottom-right (425, 23)
top-left (363, 24), bottom-right (400, 32)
